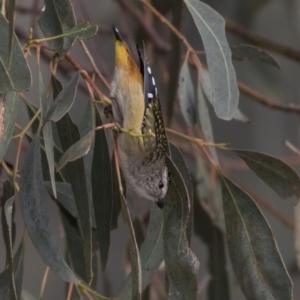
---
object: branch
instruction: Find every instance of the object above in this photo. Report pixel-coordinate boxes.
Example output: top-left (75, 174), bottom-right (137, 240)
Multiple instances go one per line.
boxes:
top-left (226, 19), bottom-right (300, 64)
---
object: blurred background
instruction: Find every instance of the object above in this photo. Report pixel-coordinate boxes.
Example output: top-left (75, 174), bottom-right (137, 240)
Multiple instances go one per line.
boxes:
top-left (1, 0), bottom-right (300, 299)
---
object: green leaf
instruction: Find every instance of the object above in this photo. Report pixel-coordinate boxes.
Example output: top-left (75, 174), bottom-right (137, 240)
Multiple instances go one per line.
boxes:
top-left (39, 67), bottom-right (57, 198)
top-left (63, 22), bottom-right (98, 40)
top-left (164, 156), bottom-right (199, 299)
top-left (7, 0), bottom-right (16, 69)
top-left (184, 0), bottom-right (239, 120)
top-left (1, 181), bottom-right (17, 300)
top-left (200, 68), bottom-right (248, 123)
top-left (37, 0), bottom-right (76, 58)
top-left (231, 44), bottom-right (280, 69)
top-left (119, 204), bottom-right (164, 300)
top-left (178, 60), bottom-right (197, 126)
top-left (45, 72), bottom-right (79, 123)
top-left (169, 144), bottom-right (193, 243)
top-left (54, 75), bottom-right (92, 283)
top-left (45, 181), bottom-right (77, 218)
top-left (232, 149), bottom-right (300, 199)
top-left (56, 130), bottom-right (94, 171)
top-left (193, 196), bottom-right (229, 299)
top-left (19, 134), bottom-right (78, 283)
top-left (0, 13), bottom-right (31, 93)
top-left (0, 238), bottom-right (25, 300)
top-left (220, 174), bottom-right (292, 299)
top-left (91, 107), bottom-right (112, 271)
top-left (0, 92), bottom-right (19, 162)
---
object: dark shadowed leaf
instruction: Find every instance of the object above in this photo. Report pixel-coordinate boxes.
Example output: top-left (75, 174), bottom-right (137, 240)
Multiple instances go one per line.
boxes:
top-left (37, 0), bottom-right (76, 58)
top-left (1, 181), bottom-right (17, 300)
top-left (0, 14), bottom-right (31, 93)
top-left (232, 149), bottom-right (300, 199)
top-left (63, 22), bottom-right (98, 39)
top-left (19, 134), bottom-right (78, 283)
top-left (46, 72), bottom-right (79, 123)
top-left (164, 156), bottom-right (199, 299)
top-left (119, 204), bottom-right (164, 300)
top-left (54, 75), bottom-right (92, 283)
top-left (0, 92), bottom-right (19, 162)
top-left (56, 130), bottom-right (94, 171)
top-left (231, 44), bottom-right (280, 69)
top-left (0, 237), bottom-right (25, 299)
top-left (200, 68), bottom-right (248, 123)
top-left (39, 67), bottom-right (56, 198)
top-left (169, 144), bottom-right (193, 243)
top-left (184, 0), bottom-right (239, 120)
top-left (178, 60), bottom-right (197, 126)
top-left (7, 0), bottom-right (15, 69)
top-left (193, 196), bottom-right (229, 299)
top-left (92, 107), bottom-right (113, 271)
top-left (220, 174), bottom-right (292, 299)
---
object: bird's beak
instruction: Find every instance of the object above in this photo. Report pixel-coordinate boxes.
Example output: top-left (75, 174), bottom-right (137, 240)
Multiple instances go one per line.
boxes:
top-left (156, 199), bottom-right (164, 209)
top-left (112, 25), bottom-right (123, 42)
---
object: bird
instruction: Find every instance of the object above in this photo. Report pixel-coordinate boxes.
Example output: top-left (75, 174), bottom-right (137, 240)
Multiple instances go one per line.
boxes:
top-left (107, 25), bottom-right (170, 209)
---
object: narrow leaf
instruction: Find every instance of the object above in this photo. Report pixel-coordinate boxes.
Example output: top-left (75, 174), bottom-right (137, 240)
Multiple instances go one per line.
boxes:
top-left (56, 130), bottom-right (94, 172)
top-left (39, 67), bottom-right (57, 198)
top-left (19, 134), bottom-right (78, 282)
top-left (232, 149), bottom-right (300, 199)
top-left (221, 174), bottom-right (292, 299)
top-left (184, 0), bottom-right (239, 120)
top-left (0, 13), bottom-right (31, 93)
top-left (0, 238), bottom-right (25, 300)
top-left (45, 72), bottom-right (79, 123)
top-left (54, 75), bottom-right (92, 283)
top-left (1, 181), bottom-right (17, 300)
top-left (193, 197), bottom-right (229, 299)
top-left (63, 22), bottom-right (98, 40)
top-left (0, 92), bottom-right (19, 162)
top-left (164, 156), bottom-right (199, 299)
top-left (231, 44), bottom-right (280, 69)
top-left (7, 0), bottom-right (16, 70)
top-left (119, 204), bottom-right (164, 299)
top-left (37, 0), bottom-right (76, 58)
top-left (91, 108), bottom-right (112, 271)
top-left (178, 60), bottom-right (197, 126)
top-left (200, 68), bottom-right (249, 123)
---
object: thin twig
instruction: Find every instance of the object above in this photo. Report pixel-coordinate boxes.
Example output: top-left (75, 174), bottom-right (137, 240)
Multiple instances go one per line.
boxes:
top-left (226, 19), bottom-right (300, 64)
top-left (238, 81), bottom-right (300, 114)
top-left (38, 267), bottom-right (50, 300)
top-left (116, 0), bottom-right (171, 53)
top-left (79, 40), bottom-right (111, 89)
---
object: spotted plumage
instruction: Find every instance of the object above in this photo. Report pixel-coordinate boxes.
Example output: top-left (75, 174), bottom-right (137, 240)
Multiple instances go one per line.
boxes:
top-left (109, 26), bottom-right (170, 208)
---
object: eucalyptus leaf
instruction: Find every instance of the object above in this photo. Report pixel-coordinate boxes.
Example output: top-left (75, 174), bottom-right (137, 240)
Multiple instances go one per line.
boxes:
top-left (178, 60), bottom-right (197, 126)
top-left (0, 92), bottom-right (19, 162)
top-left (38, 0), bottom-right (76, 57)
top-left (0, 13), bottom-right (31, 93)
top-left (231, 44), bottom-right (280, 69)
top-left (119, 204), bottom-right (164, 299)
top-left (1, 181), bottom-right (17, 300)
top-left (7, 0), bottom-right (15, 69)
top-left (39, 67), bottom-right (56, 198)
top-left (164, 156), bottom-right (199, 299)
top-left (232, 149), bottom-right (300, 200)
top-left (45, 72), bottom-right (79, 123)
top-left (91, 108), bottom-right (112, 271)
top-left (184, 0), bottom-right (239, 120)
top-left (19, 134), bottom-right (78, 283)
top-left (63, 22), bottom-right (98, 40)
top-left (0, 238), bottom-right (25, 300)
top-left (54, 74), bottom-right (92, 283)
top-left (221, 174), bottom-right (292, 299)
top-left (56, 130), bottom-right (94, 172)
top-left (200, 68), bottom-right (249, 123)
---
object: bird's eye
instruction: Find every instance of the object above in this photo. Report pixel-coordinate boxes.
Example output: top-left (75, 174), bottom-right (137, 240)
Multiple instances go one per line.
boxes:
top-left (159, 181), bottom-right (164, 189)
